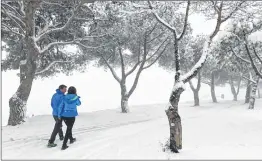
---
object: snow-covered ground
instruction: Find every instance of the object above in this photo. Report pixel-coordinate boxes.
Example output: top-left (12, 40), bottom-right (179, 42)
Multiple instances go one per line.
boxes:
top-left (2, 99), bottom-right (262, 159)
top-left (2, 65), bottom-right (261, 159)
top-left (2, 65), bottom-right (241, 126)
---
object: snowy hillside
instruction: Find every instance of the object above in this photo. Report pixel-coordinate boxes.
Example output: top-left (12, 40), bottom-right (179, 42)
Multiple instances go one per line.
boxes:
top-left (2, 99), bottom-right (262, 159)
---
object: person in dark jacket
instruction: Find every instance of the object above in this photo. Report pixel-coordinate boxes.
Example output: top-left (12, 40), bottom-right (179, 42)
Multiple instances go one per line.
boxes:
top-left (58, 86), bottom-right (81, 150)
top-left (47, 85), bottom-right (67, 148)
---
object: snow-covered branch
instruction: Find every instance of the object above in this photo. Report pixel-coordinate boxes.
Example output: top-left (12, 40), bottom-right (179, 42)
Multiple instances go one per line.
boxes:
top-left (2, 7), bottom-right (25, 34)
top-left (252, 45), bottom-right (262, 64)
top-left (40, 41), bottom-right (76, 54)
top-left (181, 37), bottom-right (211, 83)
top-left (35, 61), bottom-right (72, 75)
top-left (243, 76), bottom-right (256, 84)
top-left (245, 41), bottom-right (262, 78)
top-left (230, 47), bottom-right (251, 64)
top-left (1, 2), bottom-right (24, 18)
top-left (35, 1), bottom-right (85, 42)
top-left (2, 24), bottom-right (24, 37)
top-left (148, 1), bottom-right (178, 33)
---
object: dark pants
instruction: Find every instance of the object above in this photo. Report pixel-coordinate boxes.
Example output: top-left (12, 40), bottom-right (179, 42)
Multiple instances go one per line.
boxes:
top-left (49, 116), bottom-right (63, 144)
top-left (53, 116), bottom-right (63, 138)
top-left (62, 117), bottom-right (75, 146)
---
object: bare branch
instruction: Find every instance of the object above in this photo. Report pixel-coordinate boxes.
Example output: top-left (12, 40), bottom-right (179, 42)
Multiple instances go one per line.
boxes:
top-left (118, 47), bottom-right (126, 80)
top-left (177, 0), bottom-right (190, 41)
top-left (221, 1), bottom-right (246, 23)
top-left (100, 53), bottom-right (121, 83)
top-left (126, 42), bottom-right (142, 77)
top-left (143, 41), bottom-right (170, 70)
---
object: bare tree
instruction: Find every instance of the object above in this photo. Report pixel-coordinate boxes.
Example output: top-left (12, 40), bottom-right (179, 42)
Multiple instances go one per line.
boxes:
top-left (148, 0), bottom-right (245, 153)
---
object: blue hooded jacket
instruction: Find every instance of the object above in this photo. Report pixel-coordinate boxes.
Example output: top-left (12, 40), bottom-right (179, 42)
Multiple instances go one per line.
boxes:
top-left (51, 89), bottom-right (65, 116)
top-left (58, 94), bottom-right (81, 118)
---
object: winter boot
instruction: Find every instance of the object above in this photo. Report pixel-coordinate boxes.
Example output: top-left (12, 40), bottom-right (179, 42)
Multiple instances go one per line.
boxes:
top-left (70, 138), bottom-right (76, 144)
top-left (47, 142), bottom-right (57, 148)
top-left (61, 145), bottom-right (69, 150)
top-left (59, 136), bottom-right (64, 141)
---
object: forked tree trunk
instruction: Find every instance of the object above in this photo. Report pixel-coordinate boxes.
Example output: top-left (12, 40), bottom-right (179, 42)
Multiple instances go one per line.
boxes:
top-left (245, 80), bottom-right (251, 103)
top-left (211, 71), bottom-right (217, 103)
top-left (249, 76), bottom-right (260, 109)
top-left (8, 1), bottom-right (39, 126)
top-left (189, 72), bottom-right (201, 106)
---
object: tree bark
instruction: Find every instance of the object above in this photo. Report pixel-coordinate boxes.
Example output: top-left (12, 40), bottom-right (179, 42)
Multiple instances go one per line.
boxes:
top-left (211, 71), bottom-right (218, 103)
top-left (189, 72), bottom-right (201, 106)
top-left (229, 76), bottom-right (238, 101)
top-left (245, 80), bottom-right (251, 103)
top-left (8, 1), bottom-right (39, 126)
top-left (249, 76), bottom-right (260, 109)
top-left (166, 87), bottom-right (184, 152)
top-left (120, 83), bottom-right (129, 113)
top-left (257, 87), bottom-right (261, 98)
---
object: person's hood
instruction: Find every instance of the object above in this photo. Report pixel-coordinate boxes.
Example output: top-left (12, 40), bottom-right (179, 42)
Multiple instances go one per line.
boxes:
top-left (64, 94), bottom-right (79, 104)
top-left (56, 89), bottom-right (64, 95)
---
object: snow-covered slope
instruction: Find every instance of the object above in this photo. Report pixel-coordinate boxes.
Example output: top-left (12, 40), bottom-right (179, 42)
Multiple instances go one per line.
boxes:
top-left (2, 99), bottom-right (262, 159)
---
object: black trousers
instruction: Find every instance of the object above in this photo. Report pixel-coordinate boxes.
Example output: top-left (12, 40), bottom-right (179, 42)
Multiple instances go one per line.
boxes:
top-left (49, 116), bottom-right (63, 144)
top-left (53, 116), bottom-right (63, 138)
top-left (62, 117), bottom-right (75, 146)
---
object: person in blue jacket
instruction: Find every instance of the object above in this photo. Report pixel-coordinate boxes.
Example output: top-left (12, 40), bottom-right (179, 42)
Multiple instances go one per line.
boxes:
top-left (58, 86), bottom-right (81, 150)
top-left (47, 85), bottom-right (67, 148)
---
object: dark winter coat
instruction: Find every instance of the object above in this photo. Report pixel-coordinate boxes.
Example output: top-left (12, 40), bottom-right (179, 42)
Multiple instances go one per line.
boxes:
top-left (51, 89), bottom-right (65, 116)
top-left (58, 94), bottom-right (81, 118)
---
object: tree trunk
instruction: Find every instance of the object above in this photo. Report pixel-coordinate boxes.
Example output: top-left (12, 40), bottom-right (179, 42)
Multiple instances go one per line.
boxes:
top-left (229, 76), bottom-right (238, 101)
top-left (193, 91), bottom-right (200, 106)
top-left (249, 76), bottom-right (260, 109)
top-left (257, 87), bottom-right (261, 99)
top-left (211, 71), bottom-right (217, 103)
top-left (245, 80), bottom-right (251, 103)
top-left (120, 83), bottom-right (129, 113)
top-left (8, 1), bottom-right (39, 126)
top-left (189, 72), bottom-right (201, 106)
top-left (166, 86), bottom-right (184, 153)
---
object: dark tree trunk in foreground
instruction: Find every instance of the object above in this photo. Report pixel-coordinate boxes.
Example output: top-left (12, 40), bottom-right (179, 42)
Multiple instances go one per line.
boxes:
top-left (211, 71), bottom-right (218, 103)
top-left (8, 1), bottom-right (39, 126)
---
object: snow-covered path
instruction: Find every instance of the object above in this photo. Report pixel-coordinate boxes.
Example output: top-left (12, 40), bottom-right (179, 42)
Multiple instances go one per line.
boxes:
top-left (2, 100), bottom-right (262, 159)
